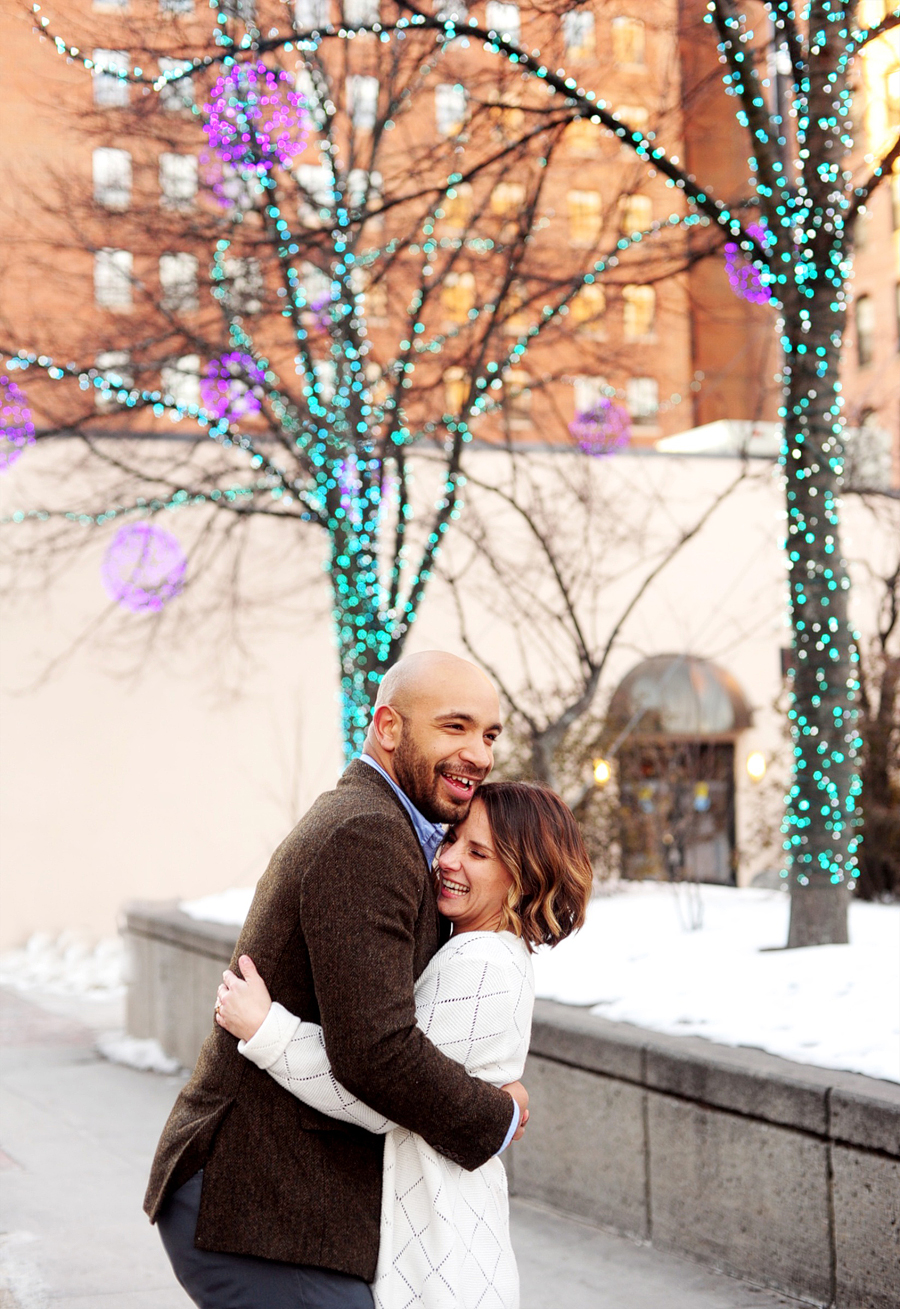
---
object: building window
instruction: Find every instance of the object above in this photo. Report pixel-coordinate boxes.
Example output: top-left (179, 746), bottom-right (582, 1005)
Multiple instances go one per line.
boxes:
top-left (565, 119), bottom-right (601, 157)
top-left (221, 0), bottom-right (257, 18)
top-left (623, 284), bottom-right (656, 340)
top-left (161, 356), bottom-right (200, 409)
top-left (158, 58), bottom-right (194, 111)
top-left (440, 183), bottom-right (473, 230)
top-left (501, 280), bottom-right (531, 335)
top-left (627, 376), bottom-right (658, 423)
top-left (573, 376), bottom-right (608, 413)
top-left (503, 369), bottom-right (531, 424)
top-left (443, 367), bottom-right (469, 413)
top-left (562, 9), bottom-right (595, 59)
top-left (160, 0), bottom-right (193, 12)
top-left (441, 272), bottom-right (476, 323)
top-left (617, 105), bottom-right (649, 133)
top-left (485, 1), bottom-right (519, 42)
top-left (491, 182), bottom-right (526, 217)
top-left (93, 1), bottom-right (129, 11)
top-left (159, 252), bottom-right (199, 313)
top-left (612, 16), bottom-right (645, 66)
top-left (296, 163), bottom-right (334, 225)
top-left (348, 168), bottom-right (383, 211)
top-left (887, 68), bottom-right (900, 133)
top-left (159, 153), bottom-right (198, 210)
top-left (569, 282), bottom-right (606, 331)
top-left (435, 83), bottom-right (467, 137)
top-left (620, 194), bottom-right (652, 234)
top-left (567, 189), bottom-right (602, 246)
top-left (94, 249), bottom-right (133, 308)
top-left (343, 0), bottom-right (378, 22)
top-left (93, 148), bottom-right (132, 209)
top-left (434, 1), bottom-right (468, 19)
top-left (855, 294), bottom-right (875, 366)
top-left (891, 168), bottom-right (900, 231)
top-left (92, 50), bottom-right (130, 107)
top-left (221, 257), bottom-right (264, 315)
top-left (295, 0), bottom-right (330, 24)
top-left (94, 351), bottom-right (133, 410)
top-left (348, 75), bottom-right (379, 130)
top-left (300, 262), bottom-right (332, 321)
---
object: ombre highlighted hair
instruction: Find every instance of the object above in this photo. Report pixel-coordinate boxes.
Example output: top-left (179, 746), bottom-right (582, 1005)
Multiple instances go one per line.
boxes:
top-left (473, 781), bottom-right (594, 950)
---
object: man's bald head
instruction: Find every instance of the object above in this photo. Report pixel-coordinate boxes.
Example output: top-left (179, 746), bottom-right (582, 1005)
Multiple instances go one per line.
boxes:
top-left (364, 651), bottom-right (502, 823)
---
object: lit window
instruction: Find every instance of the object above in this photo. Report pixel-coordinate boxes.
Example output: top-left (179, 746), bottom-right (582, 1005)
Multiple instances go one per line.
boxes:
top-left (94, 351), bottom-right (133, 410)
top-left (92, 50), bottom-right (130, 107)
top-left (855, 294), bottom-right (875, 366)
top-left (158, 58), bottom-right (194, 111)
top-left (161, 356), bottom-right (200, 409)
top-left (159, 153), bottom-right (198, 210)
top-left (503, 369), bottom-right (531, 423)
top-left (434, 0), bottom-right (468, 18)
top-left (93, 148), bottom-right (132, 209)
top-left (620, 194), bottom-right (652, 234)
top-left (612, 16), bottom-right (645, 66)
top-left (159, 252), bottom-right (199, 313)
top-left (94, 249), bottom-right (133, 308)
top-left (627, 376), bottom-right (658, 422)
top-left (440, 183), bottom-right (473, 229)
top-left (296, 163), bottom-right (334, 225)
top-left (491, 182), bottom-right (526, 217)
top-left (562, 10), bottom-right (595, 58)
top-left (348, 75), bottom-right (379, 130)
top-left (486, 1), bottom-right (519, 42)
top-left (569, 282), bottom-right (606, 329)
top-left (488, 89), bottom-right (524, 140)
top-left (573, 376), bottom-right (608, 412)
top-left (443, 367), bottom-right (469, 413)
top-left (565, 119), bottom-right (602, 157)
top-left (343, 0), bottom-right (378, 22)
top-left (435, 84), bottom-right (468, 136)
top-left (221, 257), bottom-right (264, 315)
top-left (567, 189), bottom-right (602, 246)
top-left (617, 105), bottom-right (649, 132)
top-left (441, 271), bottom-right (476, 323)
top-left (295, 0), bottom-right (330, 24)
top-left (623, 284), bottom-right (655, 340)
top-left (887, 68), bottom-right (900, 132)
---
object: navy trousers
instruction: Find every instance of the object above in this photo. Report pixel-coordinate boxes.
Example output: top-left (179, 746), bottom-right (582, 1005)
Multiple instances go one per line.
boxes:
top-left (157, 1172), bottom-right (375, 1309)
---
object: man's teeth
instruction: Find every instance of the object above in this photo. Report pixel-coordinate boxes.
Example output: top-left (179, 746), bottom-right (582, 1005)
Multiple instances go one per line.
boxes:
top-left (441, 878), bottom-right (469, 895)
top-left (444, 774), bottom-right (474, 790)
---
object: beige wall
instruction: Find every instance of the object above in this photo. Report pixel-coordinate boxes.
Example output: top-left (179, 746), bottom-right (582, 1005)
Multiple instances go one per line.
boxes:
top-left (1, 444), bottom-right (894, 947)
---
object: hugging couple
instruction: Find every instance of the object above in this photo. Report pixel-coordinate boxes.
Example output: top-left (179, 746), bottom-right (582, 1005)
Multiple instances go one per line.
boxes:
top-left (145, 650), bottom-right (594, 1309)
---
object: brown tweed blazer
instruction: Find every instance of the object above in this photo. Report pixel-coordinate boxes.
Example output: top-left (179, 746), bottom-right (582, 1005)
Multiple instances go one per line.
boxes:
top-left (143, 759), bottom-right (514, 1279)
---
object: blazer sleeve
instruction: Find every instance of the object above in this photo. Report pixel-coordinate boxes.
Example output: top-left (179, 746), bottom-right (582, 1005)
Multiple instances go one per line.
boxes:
top-left (297, 815), bottom-right (515, 1170)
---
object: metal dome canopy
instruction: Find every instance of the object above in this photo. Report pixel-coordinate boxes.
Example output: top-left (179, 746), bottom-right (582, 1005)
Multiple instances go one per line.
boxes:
top-left (607, 655), bottom-right (752, 740)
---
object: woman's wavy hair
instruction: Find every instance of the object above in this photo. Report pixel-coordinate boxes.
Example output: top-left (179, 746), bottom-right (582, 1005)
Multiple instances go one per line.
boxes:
top-left (473, 780), bottom-right (594, 951)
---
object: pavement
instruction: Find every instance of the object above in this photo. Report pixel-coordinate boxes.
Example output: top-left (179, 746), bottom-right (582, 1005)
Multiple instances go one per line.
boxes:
top-left (0, 985), bottom-right (803, 1309)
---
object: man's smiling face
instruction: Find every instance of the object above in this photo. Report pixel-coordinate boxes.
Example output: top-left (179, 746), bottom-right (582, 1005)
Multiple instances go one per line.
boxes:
top-left (383, 659), bottom-right (503, 824)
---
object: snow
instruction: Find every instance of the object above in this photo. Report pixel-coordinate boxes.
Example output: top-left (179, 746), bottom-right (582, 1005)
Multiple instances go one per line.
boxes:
top-left (180, 886), bottom-right (256, 925)
top-left (0, 932), bottom-right (126, 996)
top-left (532, 883), bottom-right (900, 1083)
top-left (95, 1031), bottom-right (181, 1075)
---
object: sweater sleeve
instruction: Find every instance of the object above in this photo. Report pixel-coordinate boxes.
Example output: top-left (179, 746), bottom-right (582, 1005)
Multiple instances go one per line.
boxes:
top-left (297, 816), bottom-right (515, 1170)
top-left (238, 940), bottom-right (533, 1130)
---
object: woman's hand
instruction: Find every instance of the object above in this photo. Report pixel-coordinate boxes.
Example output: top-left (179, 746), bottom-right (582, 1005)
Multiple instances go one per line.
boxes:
top-left (214, 955), bottom-right (272, 1043)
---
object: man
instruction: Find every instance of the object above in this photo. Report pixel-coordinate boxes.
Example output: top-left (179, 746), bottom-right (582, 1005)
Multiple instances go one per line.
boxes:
top-left (146, 650), bottom-right (528, 1308)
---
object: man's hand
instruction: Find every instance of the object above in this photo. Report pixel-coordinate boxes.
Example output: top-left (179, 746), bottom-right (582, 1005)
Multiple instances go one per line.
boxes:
top-left (502, 1080), bottom-right (529, 1141)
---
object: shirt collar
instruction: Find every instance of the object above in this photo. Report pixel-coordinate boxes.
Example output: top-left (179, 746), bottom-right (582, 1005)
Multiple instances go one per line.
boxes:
top-left (359, 754), bottom-right (445, 868)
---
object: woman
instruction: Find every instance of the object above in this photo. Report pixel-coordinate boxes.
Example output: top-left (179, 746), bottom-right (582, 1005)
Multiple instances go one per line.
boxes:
top-left (216, 781), bottom-right (593, 1309)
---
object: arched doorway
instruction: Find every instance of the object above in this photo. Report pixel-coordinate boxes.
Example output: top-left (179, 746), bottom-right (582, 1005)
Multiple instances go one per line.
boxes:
top-left (605, 655), bottom-right (752, 885)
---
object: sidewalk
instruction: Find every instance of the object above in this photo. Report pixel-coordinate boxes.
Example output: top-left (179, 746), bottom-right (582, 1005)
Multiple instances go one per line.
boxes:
top-left (0, 986), bottom-right (801, 1309)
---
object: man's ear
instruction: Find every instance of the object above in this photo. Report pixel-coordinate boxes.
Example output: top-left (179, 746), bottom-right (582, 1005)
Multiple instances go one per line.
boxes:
top-left (371, 703), bottom-right (402, 753)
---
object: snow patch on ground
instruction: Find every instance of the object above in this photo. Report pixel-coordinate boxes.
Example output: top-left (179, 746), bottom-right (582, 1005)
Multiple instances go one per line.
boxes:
top-left (95, 1030), bottom-right (182, 1075)
top-left (180, 886), bottom-right (256, 926)
top-left (533, 883), bottom-right (900, 1083)
top-left (0, 932), bottom-right (126, 996)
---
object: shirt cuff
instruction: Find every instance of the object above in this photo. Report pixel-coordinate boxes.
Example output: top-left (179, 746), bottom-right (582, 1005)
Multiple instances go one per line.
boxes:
top-left (495, 1099), bottom-right (520, 1156)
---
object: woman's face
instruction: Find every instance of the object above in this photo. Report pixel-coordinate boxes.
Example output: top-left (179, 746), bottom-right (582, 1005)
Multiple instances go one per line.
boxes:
top-left (435, 798), bottom-right (514, 934)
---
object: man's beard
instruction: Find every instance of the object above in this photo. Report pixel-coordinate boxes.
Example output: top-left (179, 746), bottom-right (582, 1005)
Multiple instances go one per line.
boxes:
top-left (392, 727), bottom-right (483, 823)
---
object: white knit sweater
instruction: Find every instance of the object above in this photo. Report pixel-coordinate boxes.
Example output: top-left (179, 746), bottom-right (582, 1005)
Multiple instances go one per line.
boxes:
top-left (239, 930), bottom-right (535, 1309)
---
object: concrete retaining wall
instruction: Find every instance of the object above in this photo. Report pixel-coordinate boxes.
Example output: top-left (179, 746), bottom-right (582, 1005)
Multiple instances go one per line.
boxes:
top-left (123, 902), bottom-right (900, 1308)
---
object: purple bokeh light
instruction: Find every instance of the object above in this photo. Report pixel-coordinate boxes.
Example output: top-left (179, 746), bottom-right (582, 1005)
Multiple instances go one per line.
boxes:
top-left (200, 352), bottom-right (267, 423)
top-left (202, 62), bottom-right (309, 189)
top-left (724, 222), bottom-right (774, 305)
top-left (101, 522), bottom-right (187, 613)
top-left (568, 398), bottom-right (631, 457)
top-left (1, 375), bottom-right (36, 472)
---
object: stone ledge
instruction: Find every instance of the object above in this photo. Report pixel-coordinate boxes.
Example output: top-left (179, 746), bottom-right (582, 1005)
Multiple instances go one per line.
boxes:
top-left (124, 901), bottom-right (239, 963)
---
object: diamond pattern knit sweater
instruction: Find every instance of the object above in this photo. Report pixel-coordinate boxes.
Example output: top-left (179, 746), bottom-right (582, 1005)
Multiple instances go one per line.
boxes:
top-left (239, 930), bottom-right (535, 1309)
